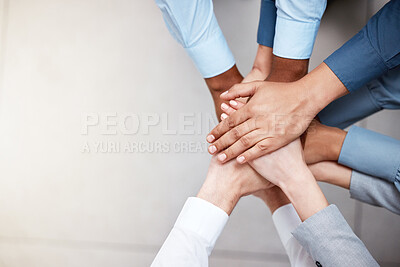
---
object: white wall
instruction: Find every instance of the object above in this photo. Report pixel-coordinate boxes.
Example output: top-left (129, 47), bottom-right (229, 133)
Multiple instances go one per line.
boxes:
top-left (0, 0), bottom-right (398, 266)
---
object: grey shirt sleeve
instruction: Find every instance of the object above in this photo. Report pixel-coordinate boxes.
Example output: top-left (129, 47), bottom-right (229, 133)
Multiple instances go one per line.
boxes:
top-left (292, 205), bottom-right (378, 267)
top-left (350, 170), bottom-right (400, 215)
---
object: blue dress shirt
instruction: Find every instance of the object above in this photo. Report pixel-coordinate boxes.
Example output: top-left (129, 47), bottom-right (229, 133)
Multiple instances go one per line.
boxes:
top-left (318, 66), bottom-right (400, 192)
top-left (324, 0), bottom-right (400, 92)
top-left (339, 126), bottom-right (400, 192)
top-left (319, 65), bottom-right (400, 129)
top-left (156, 0), bottom-right (327, 78)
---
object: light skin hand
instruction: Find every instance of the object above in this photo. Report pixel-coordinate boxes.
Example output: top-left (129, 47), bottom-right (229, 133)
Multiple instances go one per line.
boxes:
top-left (308, 161), bottom-right (352, 189)
top-left (222, 56), bottom-right (310, 212)
top-left (250, 139), bottom-right (329, 221)
top-left (206, 63), bottom-right (349, 164)
top-left (197, 156), bottom-right (273, 215)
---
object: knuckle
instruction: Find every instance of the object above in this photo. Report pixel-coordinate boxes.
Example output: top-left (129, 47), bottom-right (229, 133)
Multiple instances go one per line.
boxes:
top-left (231, 128), bottom-right (241, 139)
top-left (226, 117), bottom-right (236, 129)
top-left (256, 141), bottom-right (269, 151)
top-left (240, 135), bottom-right (251, 147)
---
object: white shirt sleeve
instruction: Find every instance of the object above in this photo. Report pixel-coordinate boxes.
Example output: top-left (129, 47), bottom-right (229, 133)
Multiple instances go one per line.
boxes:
top-left (151, 197), bottom-right (229, 267)
top-left (155, 0), bottom-right (235, 78)
top-left (273, 0), bottom-right (327, 59)
top-left (272, 204), bottom-right (314, 267)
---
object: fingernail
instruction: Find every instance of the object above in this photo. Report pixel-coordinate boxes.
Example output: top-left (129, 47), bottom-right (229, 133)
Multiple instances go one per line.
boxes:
top-left (237, 156), bottom-right (245, 163)
top-left (221, 103), bottom-right (229, 110)
top-left (221, 113), bottom-right (228, 120)
top-left (206, 135), bottom-right (215, 143)
top-left (218, 153), bottom-right (227, 162)
top-left (208, 145), bottom-right (217, 154)
top-left (230, 100), bottom-right (238, 107)
top-left (221, 91), bottom-right (228, 96)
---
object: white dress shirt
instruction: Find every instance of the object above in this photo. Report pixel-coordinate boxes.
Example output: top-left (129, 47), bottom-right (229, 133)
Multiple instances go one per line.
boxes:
top-left (272, 204), bottom-right (315, 267)
top-left (152, 198), bottom-right (313, 266)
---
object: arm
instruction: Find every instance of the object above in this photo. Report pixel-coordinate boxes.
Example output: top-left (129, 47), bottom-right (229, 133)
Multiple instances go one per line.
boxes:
top-left (249, 140), bottom-right (378, 267)
top-left (206, 0), bottom-right (400, 163)
top-left (152, 157), bottom-right (272, 266)
top-left (309, 161), bottom-right (400, 215)
top-left (318, 65), bottom-right (400, 129)
top-left (155, 0), bottom-right (242, 118)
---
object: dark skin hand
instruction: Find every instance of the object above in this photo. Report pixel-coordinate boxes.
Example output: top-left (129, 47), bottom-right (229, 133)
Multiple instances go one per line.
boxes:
top-left (205, 65), bottom-right (243, 120)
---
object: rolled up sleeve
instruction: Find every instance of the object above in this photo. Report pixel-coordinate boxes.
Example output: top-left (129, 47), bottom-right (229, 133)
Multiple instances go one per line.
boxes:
top-left (273, 0), bottom-right (327, 59)
top-left (324, 0), bottom-right (400, 92)
top-left (156, 0), bottom-right (235, 78)
top-left (339, 126), bottom-right (400, 191)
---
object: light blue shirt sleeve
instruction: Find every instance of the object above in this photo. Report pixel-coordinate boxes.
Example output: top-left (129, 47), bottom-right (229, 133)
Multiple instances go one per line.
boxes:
top-left (319, 65), bottom-right (400, 129)
top-left (155, 0), bottom-right (235, 78)
top-left (339, 126), bottom-right (400, 192)
top-left (273, 0), bottom-right (327, 59)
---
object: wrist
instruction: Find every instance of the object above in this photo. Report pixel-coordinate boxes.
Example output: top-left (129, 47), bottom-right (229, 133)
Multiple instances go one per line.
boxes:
top-left (327, 128), bottom-right (347, 161)
top-left (197, 179), bottom-right (240, 215)
top-left (205, 65), bottom-right (243, 93)
top-left (278, 164), bottom-right (313, 196)
top-left (300, 63), bottom-right (349, 115)
top-left (266, 56), bottom-right (308, 83)
top-left (280, 168), bottom-right (329, 221)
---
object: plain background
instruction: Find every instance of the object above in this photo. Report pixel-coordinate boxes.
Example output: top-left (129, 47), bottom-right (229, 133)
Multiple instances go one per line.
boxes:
top-left (0, 0), bottom-right (399, 266)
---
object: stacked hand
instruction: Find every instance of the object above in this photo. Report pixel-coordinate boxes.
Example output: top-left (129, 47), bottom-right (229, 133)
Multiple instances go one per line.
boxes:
top-left (206, 81), bottom-right (316, 164)
top-left (197, 156), bottom-right (273, 215)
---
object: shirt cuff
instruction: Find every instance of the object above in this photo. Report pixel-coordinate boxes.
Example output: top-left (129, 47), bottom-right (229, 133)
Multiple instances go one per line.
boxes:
top-left (272, 204), bottom-right (301, 246)
top-left (273, 17), bottom-right (320, 59)
top-left (174, 197), bottom-right (229, 254)
top-left (324, 28), bottom-right (388, 92)
top-left (185, 29), bottom-right (235, 78)
top-left (339, 126), bottom-right (400, 188)
top-left (257, 0), bottom-right (277, 48)
top-left (318, 83), bottom-right (381, 129)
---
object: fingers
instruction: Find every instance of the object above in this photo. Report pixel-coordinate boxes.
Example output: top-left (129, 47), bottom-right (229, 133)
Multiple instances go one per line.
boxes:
top-left (216, 129), bottom-right (265, 163)
top-left (237, 138), bottom-right (279, 163)
top-left (220, 82), bottom-right (261, 101)
top-left (206, 107), bottom-right (250, 143)
top-left (221, 100), bottom-right (245, 117)
top-left (208, 119), bottom-right (255, 156)
top-left (221, 102), bottom-right (237, 116)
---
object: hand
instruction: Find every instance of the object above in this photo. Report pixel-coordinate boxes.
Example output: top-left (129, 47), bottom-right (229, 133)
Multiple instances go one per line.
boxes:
top-left (249, 139), bottom-right (329, 221)
top-left (207, 80), bottom-right (316, 164)
top-left (301, 120), bottom-right (347, 164)
top-left (206, 63), bottom-right (348, 164)
top-left (205, 65), bottom-right (243, 120)
top-left (197, 156), bottom-right (273, 215)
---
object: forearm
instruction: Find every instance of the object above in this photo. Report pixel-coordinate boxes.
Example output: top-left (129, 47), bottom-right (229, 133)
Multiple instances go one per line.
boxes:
top-left (308, 161), bottom-right (351, 189)
top-left (266, 55), bottom-right (309, 82)
top-left (243, 45), bottom-right (273, 83)
top-left (197, 175), bottom-right (240, 216)
top-left (205, 65), bottom-right (243, 119)
top-left (280, 166), bottom-right (329, 221)
top-left (299, 63), bottom-right (349, 116)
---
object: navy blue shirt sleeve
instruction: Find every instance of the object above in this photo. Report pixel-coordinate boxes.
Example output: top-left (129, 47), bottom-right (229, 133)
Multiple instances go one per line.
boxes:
top-left (257, 0), bottom-right (277, 48)
top-left (324, 0), bottom-right (400, 92)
